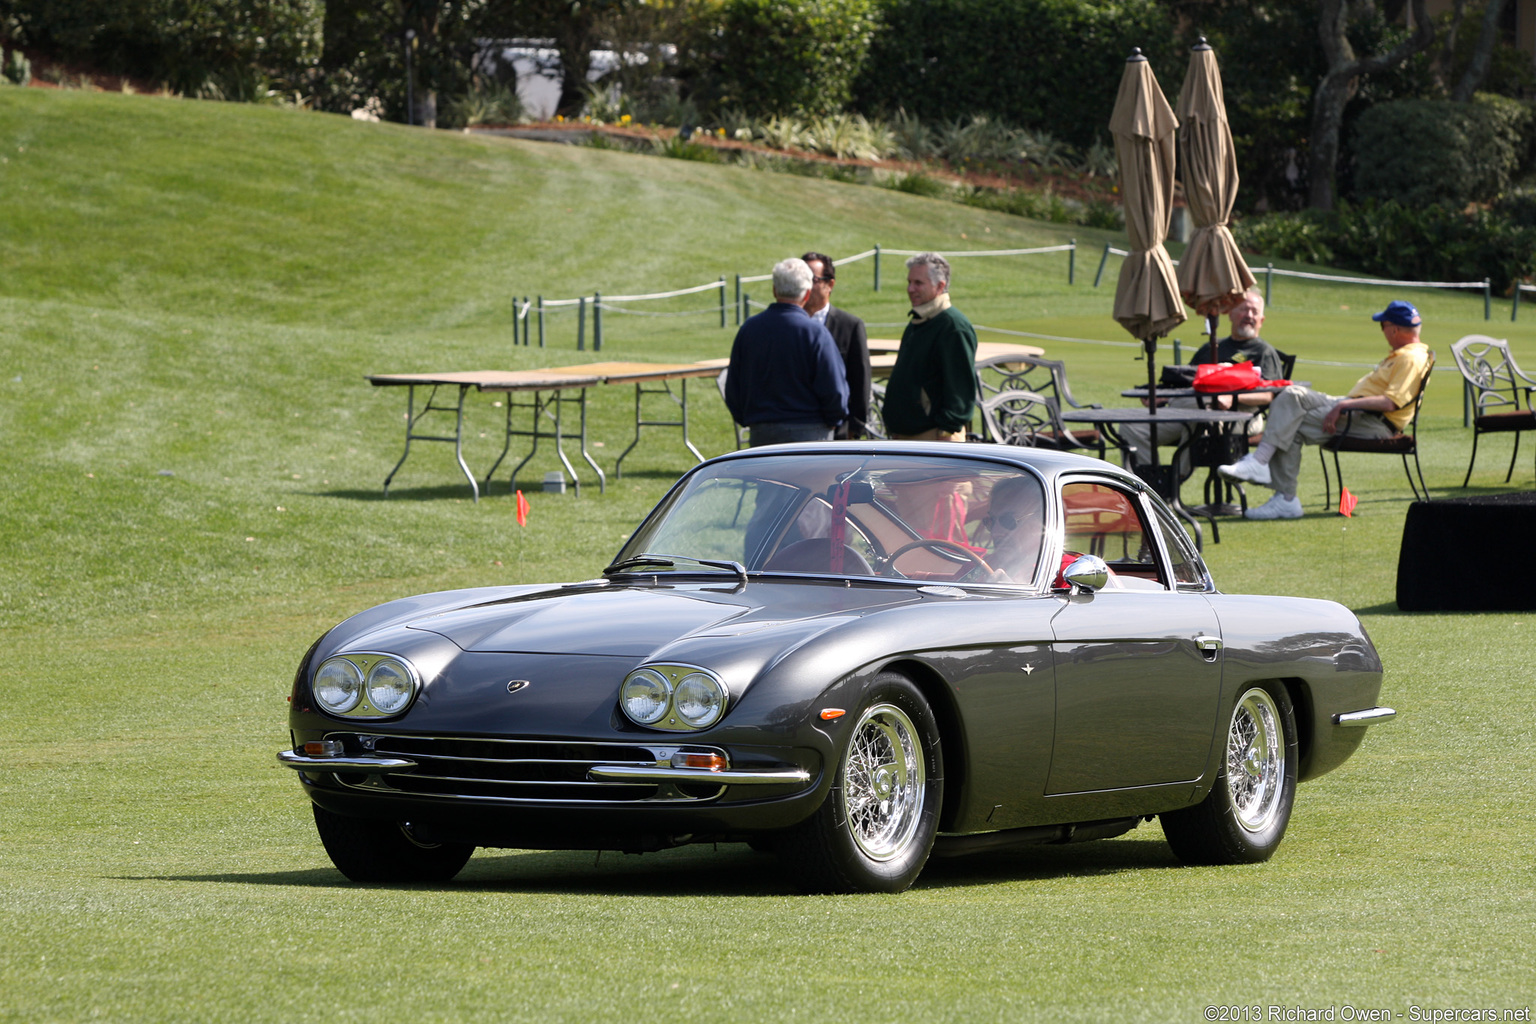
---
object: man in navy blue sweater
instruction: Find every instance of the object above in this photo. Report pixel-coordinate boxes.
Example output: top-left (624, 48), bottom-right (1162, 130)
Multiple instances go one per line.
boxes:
top-left (724, 258), bottom-right (849, 446)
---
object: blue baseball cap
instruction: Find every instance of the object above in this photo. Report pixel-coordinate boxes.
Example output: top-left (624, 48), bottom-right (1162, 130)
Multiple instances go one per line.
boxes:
top-left (1372, 300), bottom-right (1422, 327)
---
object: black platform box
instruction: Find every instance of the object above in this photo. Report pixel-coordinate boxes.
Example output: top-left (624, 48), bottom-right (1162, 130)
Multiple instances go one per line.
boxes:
top-left (1396, 494), bottom-right (1536, 611)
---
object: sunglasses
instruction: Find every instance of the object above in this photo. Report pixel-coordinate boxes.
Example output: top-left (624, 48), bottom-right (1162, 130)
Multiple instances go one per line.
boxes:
top-left (812, 275), bottom-right (833, 283)
top-left (984, 512), bottom-right (1027, 531)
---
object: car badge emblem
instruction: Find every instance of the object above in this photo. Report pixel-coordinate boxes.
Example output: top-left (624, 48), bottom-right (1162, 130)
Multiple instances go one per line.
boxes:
top-left (1021, 663), bottom-right (1035, 675)
top-left (506, 680), bottom-right (531, 693)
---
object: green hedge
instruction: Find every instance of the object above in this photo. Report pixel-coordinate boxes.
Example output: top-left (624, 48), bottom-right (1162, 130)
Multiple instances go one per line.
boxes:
top-left (1351, 94), bottom-right (1533, 208)
top-left (686, 0), bottom-right (881, 118)
top-left (853, 0), bottom-right (1175, 150)
top-left (1235, 199), bottom-right (1536, 295)
top-left (0, 0), bottom-right (321, 98)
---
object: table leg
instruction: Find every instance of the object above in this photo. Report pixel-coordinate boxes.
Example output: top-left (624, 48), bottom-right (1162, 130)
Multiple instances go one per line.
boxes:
top-left (381, 383), bottom-right (417, 498)
top-left (679, 378), bottom-right (705, 464)
top-left (384, 383), bottom-right (479, 502)
top-left (576, 387), bottom-right (606, 493)
top-left (482, 398), bottom-right (516, 489)
top-left (550, 389), bottom-right (581, 497)
top-left (507, 391), bottom-right (549, 495)
top-left (450, 384), bottom-right (478, 501)
top-left (615, 379), bottom-right (706, 478)
top-left (488, 388), bottom-right (599, 497)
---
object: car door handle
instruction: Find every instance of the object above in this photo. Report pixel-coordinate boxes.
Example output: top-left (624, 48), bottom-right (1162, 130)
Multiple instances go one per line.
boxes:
top-left (1195, 635), bottom-right (1223, 660)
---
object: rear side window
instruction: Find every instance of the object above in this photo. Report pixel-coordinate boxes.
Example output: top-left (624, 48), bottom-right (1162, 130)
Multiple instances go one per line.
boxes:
top-left (1061, 482), bottom-right (1161, 586)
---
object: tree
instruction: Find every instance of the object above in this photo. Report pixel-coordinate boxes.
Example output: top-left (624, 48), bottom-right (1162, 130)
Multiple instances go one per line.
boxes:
top-left (1450, 0), bottom-right (1511, 101)
top-left (1308, 0), bottom-right (1435, 210)
top-left (317, 0), bottom-right (482, 125)
top-left (475, 0), bottom-right (645, 117)
top-left (691, 0), bottom-right (879, 118)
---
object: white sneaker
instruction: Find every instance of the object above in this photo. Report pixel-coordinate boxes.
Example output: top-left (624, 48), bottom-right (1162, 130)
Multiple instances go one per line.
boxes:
top-left (1245, 493), bottom-right (1304, 520)
top-left (1219, 454), bottom-right (1272, 486)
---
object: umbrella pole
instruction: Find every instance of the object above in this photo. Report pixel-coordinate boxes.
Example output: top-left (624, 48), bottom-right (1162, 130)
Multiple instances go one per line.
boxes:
top-left (1144, 336), bottom-right (1159, 466)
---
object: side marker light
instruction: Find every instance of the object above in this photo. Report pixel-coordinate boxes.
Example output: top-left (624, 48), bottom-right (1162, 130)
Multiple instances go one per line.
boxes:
top-left (820, 708), bottom-right (846, 720)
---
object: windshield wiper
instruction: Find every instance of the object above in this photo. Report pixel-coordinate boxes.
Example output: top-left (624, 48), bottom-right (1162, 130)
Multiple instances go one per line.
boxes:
top-left (603, 554), bottom-right (747, 582)
top-left (604, 554), bottom-right (676, 574)
top-left (697, 557), bottom-right (748, 582)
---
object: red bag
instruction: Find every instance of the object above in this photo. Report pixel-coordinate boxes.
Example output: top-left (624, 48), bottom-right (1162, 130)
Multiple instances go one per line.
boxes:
top-left (1193, 362), bottom-right (1264, 393)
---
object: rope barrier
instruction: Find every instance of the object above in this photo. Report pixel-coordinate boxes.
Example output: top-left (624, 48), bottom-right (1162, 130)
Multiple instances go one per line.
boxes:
top-left (974, 323), bottom-right (1139, 350)
top-left (602, 280), bottom-right (726, 302)
top-left (593, 303), bottom-right (722, 318)
top-left (880, 245), bottom-right (1076, 258)
top-left (1099, 244), bottom-right (1487, 289)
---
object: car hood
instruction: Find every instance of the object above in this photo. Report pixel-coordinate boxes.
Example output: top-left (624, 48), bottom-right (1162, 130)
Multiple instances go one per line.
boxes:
top-left (402, 581), bottom-right (898, 657)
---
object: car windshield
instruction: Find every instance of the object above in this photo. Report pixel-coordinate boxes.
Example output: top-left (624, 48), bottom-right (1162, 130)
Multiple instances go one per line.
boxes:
top-left (613, 453), bottom-right (1048, 584)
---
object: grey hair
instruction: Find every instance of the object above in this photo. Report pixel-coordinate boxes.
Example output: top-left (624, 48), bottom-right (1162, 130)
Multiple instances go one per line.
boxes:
top-left (905, 251), bottom-right (951, 287)
top-left (772, 257), bottom-right (814, 301)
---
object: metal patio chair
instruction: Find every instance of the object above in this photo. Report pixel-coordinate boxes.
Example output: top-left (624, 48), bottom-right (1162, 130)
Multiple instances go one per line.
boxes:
top-left (1449, 335), bottom-right (1536, 487)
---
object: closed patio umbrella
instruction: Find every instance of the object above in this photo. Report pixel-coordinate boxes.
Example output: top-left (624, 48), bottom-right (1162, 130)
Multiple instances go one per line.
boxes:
top-left (1175, 38), bottom-right (1255, 338)
top-left (1110, 48), bottom-right (1186, 418)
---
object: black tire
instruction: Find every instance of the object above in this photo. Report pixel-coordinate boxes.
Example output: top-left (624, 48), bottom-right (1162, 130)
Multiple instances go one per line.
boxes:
top-left (312, 805), bottom-right (474, 883)
top-left (1162, 682), bottom-right (1298, 865)
top-left (778, 673), bottom-right (943, 893)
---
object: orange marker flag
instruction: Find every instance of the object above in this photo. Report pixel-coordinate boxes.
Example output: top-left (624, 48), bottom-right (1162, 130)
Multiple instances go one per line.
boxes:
top-left (515, 489), bottom-right (530, 527)
top-left (1338, 486), bottom-right (1357, 518)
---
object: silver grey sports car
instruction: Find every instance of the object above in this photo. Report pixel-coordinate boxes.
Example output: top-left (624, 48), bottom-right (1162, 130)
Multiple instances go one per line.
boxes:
top-left (280, 443), bottom-right (1394, 893)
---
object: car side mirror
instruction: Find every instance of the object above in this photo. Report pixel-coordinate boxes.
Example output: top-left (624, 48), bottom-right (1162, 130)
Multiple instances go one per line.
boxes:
top-left (1060, 554), bottom-right (1110, 593)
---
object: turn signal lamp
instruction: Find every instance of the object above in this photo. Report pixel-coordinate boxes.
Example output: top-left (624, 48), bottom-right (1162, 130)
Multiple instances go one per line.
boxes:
top-left (671, 751), bottom-right (727, 771)
top-left (303, 740), bottom-right (345, 757)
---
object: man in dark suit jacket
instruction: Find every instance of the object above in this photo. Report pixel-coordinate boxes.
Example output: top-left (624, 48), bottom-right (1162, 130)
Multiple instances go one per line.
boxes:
top-left (802, 252), bottom-right (872, 439)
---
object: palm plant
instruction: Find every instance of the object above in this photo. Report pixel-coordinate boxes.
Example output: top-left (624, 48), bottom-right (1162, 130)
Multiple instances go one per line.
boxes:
top-left (889, 108), bottom-right (935, 161)
top-left (1019, 129), bottom-right (1076, 170)
top-left (758, 116), bottom-right (810, 151)
top-left (1079, 138), bottom-right (1118, 179)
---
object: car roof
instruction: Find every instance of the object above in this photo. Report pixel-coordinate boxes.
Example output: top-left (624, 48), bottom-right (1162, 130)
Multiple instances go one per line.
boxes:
top-left (705, 441), bottom-right (1143, 489)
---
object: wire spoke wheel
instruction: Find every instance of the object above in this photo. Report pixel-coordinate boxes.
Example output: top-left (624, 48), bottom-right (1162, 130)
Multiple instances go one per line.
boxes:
top-left (842, 704), bottom-right (925, 861)
top-left (1226, 688), bottom-right (1283, 832)
top-left (778, 673), bottom-right (942, 893)
top-left (1160, 682), bottom-right (1297, 866)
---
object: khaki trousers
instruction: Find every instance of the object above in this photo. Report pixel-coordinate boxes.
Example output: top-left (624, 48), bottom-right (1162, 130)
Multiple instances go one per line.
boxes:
top-left (1263, 385), bottom-right (1397, 497)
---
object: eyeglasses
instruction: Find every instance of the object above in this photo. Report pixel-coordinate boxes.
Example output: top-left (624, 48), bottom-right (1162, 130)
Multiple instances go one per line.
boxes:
top-left (812, 275), bottom-right (833, 284)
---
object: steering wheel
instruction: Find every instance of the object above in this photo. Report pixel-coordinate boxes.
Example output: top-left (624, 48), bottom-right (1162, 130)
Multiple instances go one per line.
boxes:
top-left (885, 538), bottom-right (995, 581)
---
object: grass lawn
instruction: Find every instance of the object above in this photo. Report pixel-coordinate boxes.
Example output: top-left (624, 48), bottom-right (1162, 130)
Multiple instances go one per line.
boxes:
top-left (2, 88), bottom-right (1534, 1022)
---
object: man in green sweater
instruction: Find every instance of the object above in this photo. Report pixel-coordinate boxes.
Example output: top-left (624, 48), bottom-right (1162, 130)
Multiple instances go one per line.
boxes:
top-left (883, 252), bottom-right (979, 441)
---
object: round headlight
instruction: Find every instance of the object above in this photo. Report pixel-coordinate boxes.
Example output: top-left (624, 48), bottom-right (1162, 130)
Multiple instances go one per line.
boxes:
top-left (313, 658), bottom-right (363, 714)
top-left (366, 659), bottom-right (414, 715)
top-left (674, 672), bottom-right (726, 728)
top-left (621, 668), bottom-right (672, 725)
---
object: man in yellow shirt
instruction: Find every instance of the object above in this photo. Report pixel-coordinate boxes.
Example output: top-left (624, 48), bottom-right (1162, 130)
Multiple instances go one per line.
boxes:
top-left (1219, 300), bottom-right (1432, 520)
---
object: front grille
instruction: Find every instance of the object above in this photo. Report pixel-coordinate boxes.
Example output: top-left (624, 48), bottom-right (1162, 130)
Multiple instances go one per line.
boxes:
top-left (329, 733), bottom-right (724, 804)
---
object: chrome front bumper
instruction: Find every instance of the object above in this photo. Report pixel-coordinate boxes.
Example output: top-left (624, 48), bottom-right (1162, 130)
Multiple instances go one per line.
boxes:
top-left (1335, 706), bottom-right (1397, 726)
top-left (276, 749), bottom-right (811, 786)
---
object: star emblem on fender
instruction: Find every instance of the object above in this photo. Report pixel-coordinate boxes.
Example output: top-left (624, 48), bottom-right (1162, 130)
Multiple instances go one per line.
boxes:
top-left (1021, 663), bottom-right (1035, 675)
